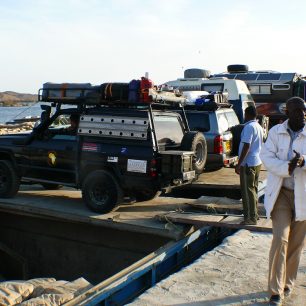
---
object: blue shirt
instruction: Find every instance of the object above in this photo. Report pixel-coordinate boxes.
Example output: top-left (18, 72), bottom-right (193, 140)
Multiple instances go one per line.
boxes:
top-left (238, 119), bottom-right (263, 167)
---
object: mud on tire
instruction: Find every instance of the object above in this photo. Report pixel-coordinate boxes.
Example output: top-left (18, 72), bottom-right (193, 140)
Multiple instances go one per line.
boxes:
top-left (0, 160), bottom-right (20, 198)
top-left (181, 132), bottom-right (207, 174)
top-left (82, 170), bottom-right (122, 213)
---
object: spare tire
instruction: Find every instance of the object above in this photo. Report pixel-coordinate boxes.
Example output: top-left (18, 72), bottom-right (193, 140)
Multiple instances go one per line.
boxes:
top-left (227, 64), bottom-right (249, 73)
top-left (257, 114), bottom-right (269, 142)
top-left (181, 132), bottom-right (207, 174)
top-left (184, 68), bottom-right (211, 79)
top-left (230, 124), bottom-right (245, 156)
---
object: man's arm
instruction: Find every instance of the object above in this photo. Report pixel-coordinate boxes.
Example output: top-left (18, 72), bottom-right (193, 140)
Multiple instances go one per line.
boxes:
top-left (260, 126), bottom-right (291, 177)
top-left (235, 143), bottom-right (250, 174)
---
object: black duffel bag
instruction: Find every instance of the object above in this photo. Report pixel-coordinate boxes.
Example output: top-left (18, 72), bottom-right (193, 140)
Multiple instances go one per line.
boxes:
top-left (85, 83), bottom-right (129, 104)
top-left (101, 83), bottom-right (129, 101)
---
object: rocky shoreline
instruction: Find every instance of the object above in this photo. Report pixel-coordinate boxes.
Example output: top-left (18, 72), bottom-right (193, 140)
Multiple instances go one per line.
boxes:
top-left (0, 122), bottom-right (35, 135)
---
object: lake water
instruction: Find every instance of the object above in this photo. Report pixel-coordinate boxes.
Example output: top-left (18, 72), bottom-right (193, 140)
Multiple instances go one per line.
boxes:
top-left (0, 103), bottom-right (43, 124)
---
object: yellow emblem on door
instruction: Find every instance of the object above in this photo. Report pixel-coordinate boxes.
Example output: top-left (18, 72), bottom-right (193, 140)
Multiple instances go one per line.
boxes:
top-left (48, 152), bottom-right (56, 166)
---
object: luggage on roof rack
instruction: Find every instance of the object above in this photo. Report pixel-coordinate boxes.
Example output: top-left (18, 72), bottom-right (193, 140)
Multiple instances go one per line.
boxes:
top-left (38, 81), bottom-right (187, 106)
top-left (149, 88), bottom-right (186, 104)
top-left (184, 100), bottom-right (232, 111)
top-left (183, 92), bottom-right (231, 111)
top-left (182, 91), bottom-right (229, 107)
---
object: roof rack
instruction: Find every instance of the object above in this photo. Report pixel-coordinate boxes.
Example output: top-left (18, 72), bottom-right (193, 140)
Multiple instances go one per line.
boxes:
top-left (38, 83), bottom-right (186, 107)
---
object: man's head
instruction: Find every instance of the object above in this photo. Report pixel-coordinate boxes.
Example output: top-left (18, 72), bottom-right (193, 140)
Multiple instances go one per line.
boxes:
top-left (286, 97), bottom-right (306, 131)
top-left (244, 105), bottom-right (257, 122)
top-left (69, 114), bottom-right (80, 130)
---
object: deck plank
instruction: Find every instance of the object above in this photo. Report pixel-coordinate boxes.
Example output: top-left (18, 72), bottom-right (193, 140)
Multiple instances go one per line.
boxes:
top-left (157, 212), bottom-right (272, 232)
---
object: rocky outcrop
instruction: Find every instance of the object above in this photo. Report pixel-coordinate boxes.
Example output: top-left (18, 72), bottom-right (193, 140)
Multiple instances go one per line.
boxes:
top-left (0, 91), bottom-right (37, 106)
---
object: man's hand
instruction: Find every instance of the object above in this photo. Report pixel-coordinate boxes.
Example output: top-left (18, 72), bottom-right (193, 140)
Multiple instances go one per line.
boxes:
top-left (235, 164), bottom-right (241, 175)
top-left (288, 150), bottom-right (305, 175)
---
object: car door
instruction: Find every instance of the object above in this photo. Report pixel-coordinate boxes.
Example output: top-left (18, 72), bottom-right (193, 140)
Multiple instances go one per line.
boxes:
top-left (25, 131), bottom-right (78, 185)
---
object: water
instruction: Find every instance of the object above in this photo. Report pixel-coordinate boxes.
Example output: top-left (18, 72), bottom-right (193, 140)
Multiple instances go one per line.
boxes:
top-left (0, 103), bottom-right (43, 124)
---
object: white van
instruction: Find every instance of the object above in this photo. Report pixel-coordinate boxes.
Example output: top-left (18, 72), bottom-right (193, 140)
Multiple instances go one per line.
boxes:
top-left (165, 77), bottom-right (255, 123)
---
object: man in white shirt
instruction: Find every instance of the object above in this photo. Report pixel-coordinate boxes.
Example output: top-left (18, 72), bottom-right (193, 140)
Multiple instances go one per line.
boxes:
top-left (235, 106), bottom-right (263, 225)
top-left (260, 97), bottom-right (306, 306)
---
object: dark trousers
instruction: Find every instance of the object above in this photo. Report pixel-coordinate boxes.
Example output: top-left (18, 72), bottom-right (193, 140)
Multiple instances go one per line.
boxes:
top-left (240, 164), bottom-right (261, 221)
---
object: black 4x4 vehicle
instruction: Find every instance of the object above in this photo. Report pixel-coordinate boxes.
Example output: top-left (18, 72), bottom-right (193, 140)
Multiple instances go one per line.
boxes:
top-left (0, 83), bottom-right (207, 213)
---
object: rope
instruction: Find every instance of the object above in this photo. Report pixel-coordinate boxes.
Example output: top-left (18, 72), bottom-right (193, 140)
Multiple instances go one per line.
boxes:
top-left (6, 101), bottom-right (40, 123)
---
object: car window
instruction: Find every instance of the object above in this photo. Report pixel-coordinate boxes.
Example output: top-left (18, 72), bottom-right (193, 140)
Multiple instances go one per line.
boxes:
top-left (154, 115), bottom-right (184, 144)
top-left (50, 114), bottom-right (70, 128)
top-left (217, 113), bottom-right (230, 133)
top-left (225, 111), bottom-right (239, 128)
top-left (185, 113), bottom-right (210, 132)
top-left (201, 84), bottom-right (224, 92)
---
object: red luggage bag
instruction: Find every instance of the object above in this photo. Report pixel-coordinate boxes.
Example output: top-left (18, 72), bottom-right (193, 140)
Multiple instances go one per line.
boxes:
top-left (140, 77), bottom-right (153, 102)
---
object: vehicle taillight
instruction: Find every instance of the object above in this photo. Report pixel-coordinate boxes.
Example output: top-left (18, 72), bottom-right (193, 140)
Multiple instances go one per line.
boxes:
top-left (149, 159), bottom-right (158, 177)
top-left (214, 135), bottom-right (223, 154)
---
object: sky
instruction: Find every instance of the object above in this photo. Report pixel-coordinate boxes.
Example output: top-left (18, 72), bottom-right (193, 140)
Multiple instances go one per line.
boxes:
top-left (0, 0), bottom-right (306, 94)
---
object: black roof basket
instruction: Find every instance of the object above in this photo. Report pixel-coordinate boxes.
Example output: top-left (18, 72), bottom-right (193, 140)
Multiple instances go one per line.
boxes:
top-left (38, 83), bottom-right (187, 107)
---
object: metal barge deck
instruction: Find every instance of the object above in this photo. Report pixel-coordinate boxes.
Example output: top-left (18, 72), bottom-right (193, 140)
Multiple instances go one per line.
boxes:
top-left (0, 167), bottom-right (268, 304)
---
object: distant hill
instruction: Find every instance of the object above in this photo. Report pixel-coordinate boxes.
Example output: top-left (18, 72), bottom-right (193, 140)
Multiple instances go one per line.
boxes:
top-left (0, 91), bottom-right (37, 106)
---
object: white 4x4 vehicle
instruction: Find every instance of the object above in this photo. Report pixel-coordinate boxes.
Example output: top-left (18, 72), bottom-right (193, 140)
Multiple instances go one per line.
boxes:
top-left (165, 68), bottom-right (256, 123)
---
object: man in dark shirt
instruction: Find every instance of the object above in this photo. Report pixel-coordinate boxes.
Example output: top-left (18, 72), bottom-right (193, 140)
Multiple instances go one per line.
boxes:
top-left (63, 114), bottom-right (79, 135)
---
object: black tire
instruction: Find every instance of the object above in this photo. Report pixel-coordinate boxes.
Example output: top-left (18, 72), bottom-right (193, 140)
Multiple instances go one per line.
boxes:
top-left (227, 64), bottom-right (249, 73)
top-left (134, 190), bottom-right (161, 202)
top-left (0, 160), bottom-right (20, 198)
top-left (230, 124), bottom-right (245, 156)
top-left (181, 132), bottom-right (207, 174)
top-left (41, 183), bottom-right (62, 190)
top-left (82, 170), bottom-right (122, 213)
top-left (257, 115), bottom-right (269, 142)
top-left (184, 68), bottom-right (211, 79)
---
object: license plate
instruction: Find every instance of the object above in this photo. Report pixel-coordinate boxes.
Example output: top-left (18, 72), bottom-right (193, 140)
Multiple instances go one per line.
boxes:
top-left (224, 140), bottom-right (231, 153)
top-left (183, 170), bottom-right (195, 181)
